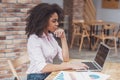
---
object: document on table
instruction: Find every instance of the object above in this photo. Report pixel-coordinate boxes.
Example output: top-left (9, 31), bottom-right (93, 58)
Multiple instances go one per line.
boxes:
top-left (53, 71), bottom-right (110, 80)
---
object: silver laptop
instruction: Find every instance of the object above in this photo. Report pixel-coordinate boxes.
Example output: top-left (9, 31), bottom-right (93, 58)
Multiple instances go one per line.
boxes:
top-left (79, 42), bottom-right (110, 71)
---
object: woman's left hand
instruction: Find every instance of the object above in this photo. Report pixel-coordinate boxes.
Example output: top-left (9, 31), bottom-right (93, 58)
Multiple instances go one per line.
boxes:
top-left (54, 28), bottom-right (65, 38)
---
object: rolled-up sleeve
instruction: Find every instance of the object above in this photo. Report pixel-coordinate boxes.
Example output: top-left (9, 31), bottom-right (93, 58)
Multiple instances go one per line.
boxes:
top-left (27, 36), bottom-right (47, 73)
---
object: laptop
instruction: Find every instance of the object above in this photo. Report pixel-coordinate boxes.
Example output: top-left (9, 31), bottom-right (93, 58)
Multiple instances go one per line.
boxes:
top-left (77, 42), bottom-right (110, 72)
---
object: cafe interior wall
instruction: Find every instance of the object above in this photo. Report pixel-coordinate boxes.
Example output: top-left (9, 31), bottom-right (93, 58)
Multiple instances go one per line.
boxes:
top-left (41, 0), bottom-right (63, 8)
top-left (93, 0), bottom-right (120, 24)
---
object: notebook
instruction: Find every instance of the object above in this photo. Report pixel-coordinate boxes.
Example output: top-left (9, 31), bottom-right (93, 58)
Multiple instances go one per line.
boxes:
top-left (77, 42), bottom-right (110, 71)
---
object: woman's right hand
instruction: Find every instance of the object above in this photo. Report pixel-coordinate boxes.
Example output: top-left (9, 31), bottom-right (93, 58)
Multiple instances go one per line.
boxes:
top-left (54, 28), bottom-right (65, 38)
top-left (69, 63), bottom-right (89, 70)
top-left (61, 62), bottom-right (89, 71)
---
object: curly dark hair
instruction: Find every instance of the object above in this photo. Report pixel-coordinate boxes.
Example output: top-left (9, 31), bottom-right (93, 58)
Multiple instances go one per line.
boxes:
top-left (25, 3), bottom-right (64, 38)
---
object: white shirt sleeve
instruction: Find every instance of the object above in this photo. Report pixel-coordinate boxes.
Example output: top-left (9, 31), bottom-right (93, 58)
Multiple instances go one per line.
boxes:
top-left (27, 36), bottom-right (47, 73)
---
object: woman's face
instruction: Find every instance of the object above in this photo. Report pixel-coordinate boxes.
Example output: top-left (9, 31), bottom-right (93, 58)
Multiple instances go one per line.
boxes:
top-left (47, 12), bottom-right (59, 32)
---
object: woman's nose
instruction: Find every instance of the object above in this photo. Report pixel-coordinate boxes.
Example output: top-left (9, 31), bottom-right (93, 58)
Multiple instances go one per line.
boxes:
top-left (56, 21), bottom-right (59, 26)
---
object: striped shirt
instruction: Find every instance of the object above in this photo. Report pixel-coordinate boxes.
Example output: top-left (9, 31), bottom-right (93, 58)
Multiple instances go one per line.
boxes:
top-left (26, 33), bottom-right (63, 74)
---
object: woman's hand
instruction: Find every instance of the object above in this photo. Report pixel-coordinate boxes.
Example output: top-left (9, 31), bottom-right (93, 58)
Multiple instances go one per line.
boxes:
top-left (70, 63), bottom-right (89, 70)
top-left (54, 28), bottom-right (65, 38)
top-left (61, 62), bottom-right (89, 70)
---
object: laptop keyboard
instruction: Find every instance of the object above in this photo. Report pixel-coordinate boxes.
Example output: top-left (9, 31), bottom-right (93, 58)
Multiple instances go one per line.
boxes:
top-left (82, 62), bottom-right (98, 70)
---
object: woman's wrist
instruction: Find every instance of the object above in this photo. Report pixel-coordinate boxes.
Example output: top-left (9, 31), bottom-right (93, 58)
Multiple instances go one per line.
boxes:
top-left (61, 32), bottom-right (66, 40)
top-left (60, 63), bottom-right (72, 70)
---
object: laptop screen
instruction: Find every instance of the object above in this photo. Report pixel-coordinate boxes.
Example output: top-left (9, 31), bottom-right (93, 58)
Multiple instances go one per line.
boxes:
top-left (94, 43), bottom-right (110, 67)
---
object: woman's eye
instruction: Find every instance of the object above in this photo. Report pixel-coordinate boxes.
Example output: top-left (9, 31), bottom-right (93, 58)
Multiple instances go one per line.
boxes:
top-left (52, 20), bottom-right (58, 23)
top-left (52, 20), bottom-right (56, 23)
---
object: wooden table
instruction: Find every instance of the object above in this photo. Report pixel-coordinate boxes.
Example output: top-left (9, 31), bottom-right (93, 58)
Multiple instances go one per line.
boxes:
top-left (45, 59), bottom-right (120, 80)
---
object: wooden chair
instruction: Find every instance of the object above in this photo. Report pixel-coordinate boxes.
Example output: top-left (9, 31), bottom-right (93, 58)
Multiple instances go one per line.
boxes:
top-left (70, 20), bottom-right (90, 52)
top-left (0, 54), bottom-right (30, 80)
top-left (92, 24), bottom-right (117, 54)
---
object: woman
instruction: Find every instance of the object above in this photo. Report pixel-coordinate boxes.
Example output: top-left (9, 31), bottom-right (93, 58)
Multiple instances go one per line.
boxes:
top-left (25, 3), bottom-right (88, 80)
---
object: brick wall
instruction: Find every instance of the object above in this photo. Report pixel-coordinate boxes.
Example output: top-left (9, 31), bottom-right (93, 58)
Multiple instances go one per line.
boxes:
top-left (0, 0), bottom-right (40, 78)
top-left (73, 0), bottom-right (84, 20)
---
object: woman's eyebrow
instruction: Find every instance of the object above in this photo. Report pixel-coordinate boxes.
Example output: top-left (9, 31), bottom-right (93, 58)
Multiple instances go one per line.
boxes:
top-left (51, 18), bottom-right (58, 21)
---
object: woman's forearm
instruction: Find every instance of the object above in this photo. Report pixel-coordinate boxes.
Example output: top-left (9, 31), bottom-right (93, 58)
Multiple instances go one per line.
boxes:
top-left (41, 62), bottom-right (89, 73)
top-left (41, 63), bottom-right (71, 73)
top-left (54, 28), bottom-right (69, 62)
top-left (61, 33), bottom-right (69, 62)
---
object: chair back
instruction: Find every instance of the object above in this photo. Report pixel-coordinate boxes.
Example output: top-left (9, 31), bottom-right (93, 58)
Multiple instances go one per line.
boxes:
top-left (72, 20), bottom-right (89, 34)
top-left (8, 54), bottom-right (29, 80)
top-left (70, 20), bottom-right (90, 51)
top-left (102, 24), bottom-right (116, 36)
top-left (103, 24), bottom-right (115, 30)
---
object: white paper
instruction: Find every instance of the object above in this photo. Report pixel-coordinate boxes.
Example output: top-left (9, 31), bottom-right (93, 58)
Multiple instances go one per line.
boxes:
top-left (53, 71), bottom-right (110, 80)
